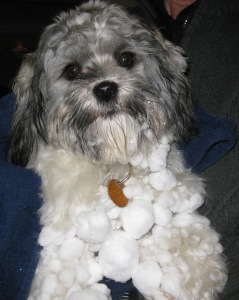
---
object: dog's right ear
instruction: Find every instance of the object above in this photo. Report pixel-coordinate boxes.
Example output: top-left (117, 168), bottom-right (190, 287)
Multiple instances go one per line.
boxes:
top-left (8, 53), bottom-right (39, 167)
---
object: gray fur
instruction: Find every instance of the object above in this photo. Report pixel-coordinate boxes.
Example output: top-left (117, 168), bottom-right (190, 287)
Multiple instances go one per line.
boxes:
top-left (8, 0), bottom-right (196, 166)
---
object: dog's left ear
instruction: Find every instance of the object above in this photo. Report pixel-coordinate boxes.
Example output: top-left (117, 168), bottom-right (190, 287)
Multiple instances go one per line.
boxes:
top-left (152, 30), bottom-right (197, 142)
top-left (8, 53), bottom-right (43, 166)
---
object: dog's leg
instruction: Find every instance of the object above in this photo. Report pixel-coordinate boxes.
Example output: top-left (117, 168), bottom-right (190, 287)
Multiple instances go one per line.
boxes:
top-left (33, 145), bottom-right (105, 229)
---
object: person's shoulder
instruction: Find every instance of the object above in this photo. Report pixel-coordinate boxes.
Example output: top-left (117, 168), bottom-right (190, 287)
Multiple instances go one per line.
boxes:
top-left (197, 0), bottom-right (239, 16)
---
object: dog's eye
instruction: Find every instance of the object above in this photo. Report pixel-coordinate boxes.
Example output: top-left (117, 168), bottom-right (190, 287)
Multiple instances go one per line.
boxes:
top-left (64, 64), bottom-right (81, 80)
top-left (118, 52), bottom-right (135, 68)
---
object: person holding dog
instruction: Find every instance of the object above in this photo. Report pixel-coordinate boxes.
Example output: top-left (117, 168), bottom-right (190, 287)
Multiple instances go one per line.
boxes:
top-left (0, 0), bottom-right (238, 299)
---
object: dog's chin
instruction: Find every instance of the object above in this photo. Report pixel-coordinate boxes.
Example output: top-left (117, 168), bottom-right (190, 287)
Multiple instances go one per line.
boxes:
top-left (81, 112), bottom-right (152, 165)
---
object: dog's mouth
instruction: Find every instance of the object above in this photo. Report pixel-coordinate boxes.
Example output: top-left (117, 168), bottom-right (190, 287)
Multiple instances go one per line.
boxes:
top-left (99, 105), bottom-right (146, 126)
top-left (101, 107), bottom-right (120, 119)
top-left (103, 109), bottom-right (117, 118)
top-left (93, 81), bottom-right (148, 122)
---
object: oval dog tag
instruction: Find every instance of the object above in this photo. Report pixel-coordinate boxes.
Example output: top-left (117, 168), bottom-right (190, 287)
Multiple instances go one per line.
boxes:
top-left (108, 179), bottom-right (129, 207)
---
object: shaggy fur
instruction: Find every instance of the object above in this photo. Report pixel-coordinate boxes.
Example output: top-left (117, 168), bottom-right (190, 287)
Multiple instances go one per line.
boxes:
top-left (8, 1), bottom-right (227, 299)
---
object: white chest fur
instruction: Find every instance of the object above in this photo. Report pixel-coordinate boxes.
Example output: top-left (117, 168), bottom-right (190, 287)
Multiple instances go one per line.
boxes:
top-left (29, 139), bottom-right (226, 300)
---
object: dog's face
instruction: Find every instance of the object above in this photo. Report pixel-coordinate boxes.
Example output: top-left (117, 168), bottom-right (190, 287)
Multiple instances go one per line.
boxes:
top-left (9, 1), bottom-right (195, 166)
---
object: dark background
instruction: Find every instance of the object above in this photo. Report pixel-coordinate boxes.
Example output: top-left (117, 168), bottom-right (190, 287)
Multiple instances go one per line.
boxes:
top-left (0, 0), bottom-right (136, 97)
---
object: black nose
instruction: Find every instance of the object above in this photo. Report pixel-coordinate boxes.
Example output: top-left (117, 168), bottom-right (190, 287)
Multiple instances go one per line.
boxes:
top-left (93, 81), bottom-right (118, 102)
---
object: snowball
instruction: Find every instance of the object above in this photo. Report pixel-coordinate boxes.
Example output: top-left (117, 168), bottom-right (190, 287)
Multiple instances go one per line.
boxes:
top-left (91, 283), bottom-right (110, 297)
top-left (59, 267), bottom-right (76, 288)
top-left (148, 144), bottom-right (170, 172)
top-left (35, 294), bottom-right (51, 300)
top-left (140, 235), bottom-right (154, 248)
top-left (141, 189), bottom-right (154, 202)
top-left (76, 210), bottom-right (111, 243)
top-left (149, 169), bottom-right (177, 191)
top-left (66, 289), bottom-right (108, 300)
top-left (143, 176), bottom-right (149, 185)
top-left (188, 193), bottom-right (204, 211)
top-left (110, 219), bottom-right (122, 231)
top-left (156, 191), bottom-right (175, 208)
top-left (140, 158), bottom-right (149, 169)
top-left (170, 199), bottom-right (187, 213)
top-left (156, 250), bottom-right (172, 266)
top-left (123, 184), bottom-right (143, 199)
top-left (58, 237), bottom-right (85, 261)
top-left (172, 213), bottom-right (210, 228)
top-left (154, 203), bottom-right (172, 227)
top-left (133, 261), bottom-right (163, 297)
top-left (171, 192), bottom-right (204, 214)
top-left (39, 226), bottom-right (64, 247)
top-left (130, 152), bottom-right (144, 167)
top-left (152, 226), bottom-right (172, 249)
top-left (121, 200), bottom-right (154, 239)
top-left (107, 206), bottom-right (121, 219)
top-left (65, 227), bottom-right (77, 239)
top-left (48, 259), bottom-right (63, 273)
top-left (39, 273), bottom-right (59, 295)
top-left (152, 290), bottom-right (174, 300)
top-left (85, 258), bottom-right (104, 285)
top-left (160, 135), bottom-right (170, 145)
top-left (99, 197), bottom-right (116, 214)
top-left (76, 264), bottom-right (91, 284)
top-left (65, 283), bottom-right (82, 299)
top-left (99, 231), bottom-right (139, 282)
top-left (144, 128), bottom-right (154, 141)
top-left (161, 273), bottom-right (182, 299)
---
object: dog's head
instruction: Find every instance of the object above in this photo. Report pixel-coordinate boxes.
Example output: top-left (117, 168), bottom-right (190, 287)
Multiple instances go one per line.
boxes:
top-left (9, 0), bottom-right (196, 166)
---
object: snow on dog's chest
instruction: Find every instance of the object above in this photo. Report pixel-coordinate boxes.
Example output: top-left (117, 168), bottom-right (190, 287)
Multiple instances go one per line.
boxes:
top-left (31, 139), bottom-right (206, 300)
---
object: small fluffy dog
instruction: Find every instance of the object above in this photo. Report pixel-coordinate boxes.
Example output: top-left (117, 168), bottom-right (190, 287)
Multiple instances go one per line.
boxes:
top-left (9, 1), bottom-right (227, 299)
